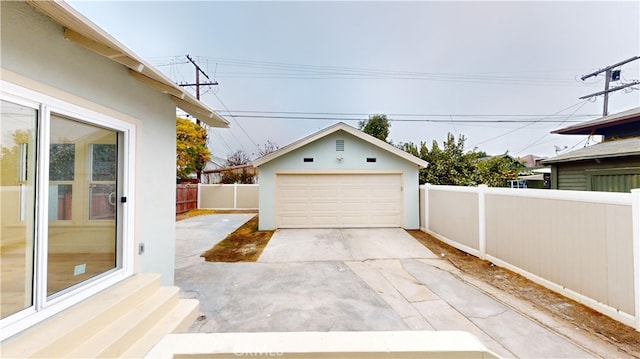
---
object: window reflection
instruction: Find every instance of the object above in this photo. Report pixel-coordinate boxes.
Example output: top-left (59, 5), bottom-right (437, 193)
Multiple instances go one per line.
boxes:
top-left (47, 115), bottom-right (118, 296)
top-left (0, 100), bottom-right (37, 318)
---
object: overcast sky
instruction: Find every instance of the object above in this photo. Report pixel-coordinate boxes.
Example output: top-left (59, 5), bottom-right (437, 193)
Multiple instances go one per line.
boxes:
top-left (68, 1), bottom-right (640, 160)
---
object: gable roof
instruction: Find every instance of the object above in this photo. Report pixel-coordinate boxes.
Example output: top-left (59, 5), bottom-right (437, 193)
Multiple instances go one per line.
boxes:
top-left (541, 137), bottom-right (640, 164)
top-left (551, 107), bottom-right (640, 135)
top-left (25, 0), bottom-right (229, 128)
top-left (252, 122), bottom-right (428, 168)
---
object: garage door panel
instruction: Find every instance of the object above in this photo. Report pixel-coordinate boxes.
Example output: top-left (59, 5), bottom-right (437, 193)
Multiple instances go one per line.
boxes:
top-left (279, 215), bottom-right (311, 227)
top-left (276, 174), bottom-right (402, 228)
top-left (279, 202), bottom-right (309, 212)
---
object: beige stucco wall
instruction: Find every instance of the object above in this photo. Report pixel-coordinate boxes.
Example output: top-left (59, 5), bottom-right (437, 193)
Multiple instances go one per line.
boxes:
top-left (1, 1), bottom-right (177, 285)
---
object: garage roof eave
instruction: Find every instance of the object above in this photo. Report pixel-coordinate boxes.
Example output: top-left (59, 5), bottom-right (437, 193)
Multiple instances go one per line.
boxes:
top-left (253, 122), bottom-right (429, 168)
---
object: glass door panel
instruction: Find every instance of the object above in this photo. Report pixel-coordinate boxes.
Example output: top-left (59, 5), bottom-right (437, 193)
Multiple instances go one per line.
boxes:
top-left (0, 100), bottom-right (37, 318)
top-left (47, 115), bottom-right (119, 296)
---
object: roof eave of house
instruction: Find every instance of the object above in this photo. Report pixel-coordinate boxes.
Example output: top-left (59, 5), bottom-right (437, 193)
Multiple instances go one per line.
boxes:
top-left (26, 0), bottom-right (229, 128)
top-left (551, 107), bottom-right (640, 135)
top-left (253, 122), bottom-right (429, 168)
top-left (542, 152), bottom-right (640, 164)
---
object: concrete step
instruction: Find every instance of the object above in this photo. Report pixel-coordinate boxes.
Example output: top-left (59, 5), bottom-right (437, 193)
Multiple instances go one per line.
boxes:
top-left (65, 286), bottom-right (181, 358)
top-left (1, 273), bottom-right (200, 359)
top-left (120, 298), bottom-right (199, 359)
top-left (2, 273), bottom-right (161, 359)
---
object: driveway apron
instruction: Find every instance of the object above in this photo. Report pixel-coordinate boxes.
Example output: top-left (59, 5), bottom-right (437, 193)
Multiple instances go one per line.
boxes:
top-left (176, 220), bottom-right (606, 359)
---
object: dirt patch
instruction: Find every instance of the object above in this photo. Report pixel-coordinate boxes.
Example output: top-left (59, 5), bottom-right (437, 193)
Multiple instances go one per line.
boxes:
top-left (201, 215), bottom-right (274, 262)
top-left (176, 209), bottom-right (257, 221)
top-left (407, 230), bottom-right (640, 358)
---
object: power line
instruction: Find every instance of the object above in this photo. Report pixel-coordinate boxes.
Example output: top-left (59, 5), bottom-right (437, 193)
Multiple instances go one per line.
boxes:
top-left (154, 55), bottom-right (588, 86)
top-left (179, 55), bottom-right (219, 125)
top-left (216, 114), bottom-right (588, 123)
top-left (513, 100), bottom-right (589, 155)
top-left (213, 93), bottom-right (260, 150)
top-left (470, 100), bottom-right (590, 148)
top-left (221, 110), bottom-right (599, 118)
top-left (579, 55), bottom-right (640, 115)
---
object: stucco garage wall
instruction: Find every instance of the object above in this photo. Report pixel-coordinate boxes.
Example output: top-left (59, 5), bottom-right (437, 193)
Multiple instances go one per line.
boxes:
top-left (258, 130), bottom-right (420, 230)
top-left (1, 1), bottom-right (177, 285)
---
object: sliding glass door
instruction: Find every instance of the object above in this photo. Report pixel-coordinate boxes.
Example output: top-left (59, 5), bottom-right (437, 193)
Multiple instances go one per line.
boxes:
top-left (47, 115), bottom-right (119, 297)
top-left (1, 95), bottom-right (128, 331)
top-left (0, 100), bottom-right (37, 319)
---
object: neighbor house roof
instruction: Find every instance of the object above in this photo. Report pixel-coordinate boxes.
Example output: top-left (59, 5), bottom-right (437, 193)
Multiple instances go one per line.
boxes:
top-left (253, 122), bottom-right (429, 168)
top-left (551, 107), bottom-right (640, 135)
top-left (541, 137), bottom-right (640, 164)
top-left (26, 0), bottom-right (229, 128)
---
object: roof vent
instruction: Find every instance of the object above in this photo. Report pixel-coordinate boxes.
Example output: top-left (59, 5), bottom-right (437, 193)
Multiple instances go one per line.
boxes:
top-left (336, 139), bottom-right (344, 151)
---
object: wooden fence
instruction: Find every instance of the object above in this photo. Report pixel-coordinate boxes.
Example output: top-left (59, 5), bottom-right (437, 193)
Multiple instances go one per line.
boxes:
top-left (176, 184), bottom-right (198, 214)
top-left (420, 184), bottom-right (640, 331)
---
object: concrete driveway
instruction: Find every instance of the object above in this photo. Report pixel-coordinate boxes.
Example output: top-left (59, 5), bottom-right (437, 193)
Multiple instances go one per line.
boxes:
top-left (258, 228), bottom-right (437, 262)
top-left (175, 215), bottom-right (616, 359)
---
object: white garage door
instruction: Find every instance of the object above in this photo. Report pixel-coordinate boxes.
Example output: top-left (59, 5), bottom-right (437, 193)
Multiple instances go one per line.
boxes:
top-left (276, 174), bottom-right (402, 228)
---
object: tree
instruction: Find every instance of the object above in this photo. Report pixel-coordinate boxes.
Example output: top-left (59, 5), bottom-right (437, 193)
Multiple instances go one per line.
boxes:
top-left (359, 114), bottom-right (390, 142)
top-left (256, 140), bottom-right (279, 158)
top-left (421, 133), bottom-right (477, 186)
top-left (221, 150), bottom-right (253, 184)
top-left (473, 154), bottom-right (524, 187)
top-left (399, 132), bottom-right (522, 187)
top-left (226, 150), bottom-right (251, 167)
top-left (176, 117), bottom-right (211, 181)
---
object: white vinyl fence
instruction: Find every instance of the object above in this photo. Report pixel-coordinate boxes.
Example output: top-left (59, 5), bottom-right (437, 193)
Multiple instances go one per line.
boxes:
top-left (420, 184), bottom-right (640, 331)
top-left (198, 184), bottom-right (259, 209)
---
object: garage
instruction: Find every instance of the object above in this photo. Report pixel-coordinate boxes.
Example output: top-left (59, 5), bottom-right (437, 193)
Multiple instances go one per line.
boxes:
top-left (253, 122), bottom-right (428, 230)
top-left (276, 173), bottom-right (402, 228)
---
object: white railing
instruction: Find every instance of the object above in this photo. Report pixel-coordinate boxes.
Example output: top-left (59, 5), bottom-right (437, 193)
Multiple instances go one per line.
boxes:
top-left (198, 184), bottom-right (259, 210)
top-left (420, 184), bottom-right (640, 331)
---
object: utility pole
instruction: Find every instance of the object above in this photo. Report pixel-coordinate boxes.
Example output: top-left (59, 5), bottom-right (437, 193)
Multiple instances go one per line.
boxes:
top-left (179, 55), bottom-right (218, 125)
top-left (579, 56), bottom-right (640, 116)
top-left (178, 55), bottom-right (218, 182)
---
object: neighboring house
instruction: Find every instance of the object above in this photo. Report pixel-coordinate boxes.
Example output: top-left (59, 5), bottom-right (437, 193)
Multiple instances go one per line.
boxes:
top-left (512, 168), bottom-right (551, 189)
top-left (518, 154), bottom-right (546, 168)
top-left (1, 0), bottom-right (228, 354)
top-left (201, 156), bottom-right (227, 184)
top-left (542, 107), bottom-right (640, 192)
top-left (253, 122), bottom-right (428, 230)
top-left (514, 154), bottom-right (550, 189)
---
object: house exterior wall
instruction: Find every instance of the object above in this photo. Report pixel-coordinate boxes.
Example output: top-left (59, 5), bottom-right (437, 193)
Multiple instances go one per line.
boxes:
top-left (550, 156), bottom-right (640, 193)
top-left (257, 130), bottom-right (421, 230)
top-left (1, 1), bottom-right (177, 285)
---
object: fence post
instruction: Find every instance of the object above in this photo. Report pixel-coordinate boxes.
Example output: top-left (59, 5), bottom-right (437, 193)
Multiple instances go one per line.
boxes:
top-left (197, 183), bottom-right (201, 210)
top-left (631, 188), bottom-right (640, 331)
top-left (233, 182), bottom-right (238, 209)
top-left (478, 185), bottom-right (487, 260)
top-left (423, 184), bottom-right (430, 232)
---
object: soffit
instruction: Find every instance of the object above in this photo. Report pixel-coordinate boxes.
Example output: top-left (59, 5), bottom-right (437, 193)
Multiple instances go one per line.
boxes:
top-left (26, 1), bottom-right (229, 128)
